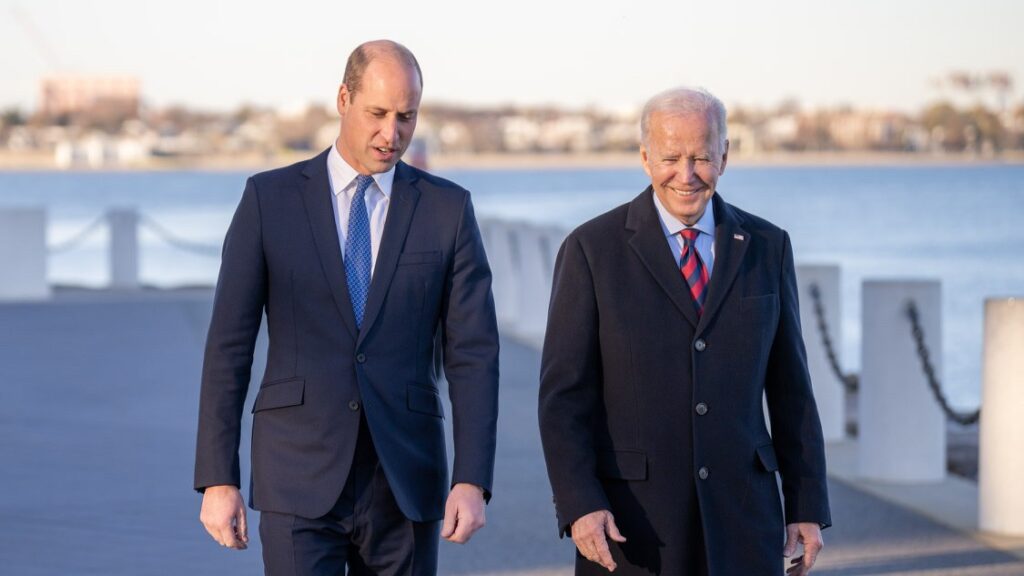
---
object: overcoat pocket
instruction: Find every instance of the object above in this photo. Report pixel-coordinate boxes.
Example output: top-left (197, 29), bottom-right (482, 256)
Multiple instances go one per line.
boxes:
top-left (596, 449), bottom-right (648, 480)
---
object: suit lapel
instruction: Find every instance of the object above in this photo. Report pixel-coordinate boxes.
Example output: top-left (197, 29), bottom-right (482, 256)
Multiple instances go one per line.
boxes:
top-left (626, 188), bottom-right (700, 329)
top-left (300, 148), bottom-right (359, 340)
top-left (697, 193), bottom-right (749, 332)
top-left (357, 162), bottom-right (421, 346)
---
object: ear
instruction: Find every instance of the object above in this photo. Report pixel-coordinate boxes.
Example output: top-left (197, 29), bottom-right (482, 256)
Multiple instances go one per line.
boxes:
top-left (719, 139), bottom-right (729, 175)
top-left (336, 84), bottom-right (351, 117)
top-left (640, 145), bottom-right (653, 179)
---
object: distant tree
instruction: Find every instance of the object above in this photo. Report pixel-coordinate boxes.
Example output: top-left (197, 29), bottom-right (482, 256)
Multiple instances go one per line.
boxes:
top-left (729, 105), bottom-right (751, 125)
top-left (920, 101), bottom-right (967, 151)
top-left (232, 104), bottom-right (257, 124)
top-left (277, 103), bottom-right (332, 151)
top-left (1009, 103), bottom-right (1024, 150)
top-left (964, 105), bottom-right (1006, 152)
top-left (796, 111), bottom-right (834, 151)
top-left (2, 108), bottom-right (26, 127)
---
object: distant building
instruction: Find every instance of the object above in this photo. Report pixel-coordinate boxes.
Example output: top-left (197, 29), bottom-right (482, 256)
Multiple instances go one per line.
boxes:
top-left (38, 75), bottom-right (141, 118)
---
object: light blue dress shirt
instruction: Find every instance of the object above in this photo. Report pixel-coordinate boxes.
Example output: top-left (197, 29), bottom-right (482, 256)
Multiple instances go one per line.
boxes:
top-left (651, 191), bottom-right (716, 277)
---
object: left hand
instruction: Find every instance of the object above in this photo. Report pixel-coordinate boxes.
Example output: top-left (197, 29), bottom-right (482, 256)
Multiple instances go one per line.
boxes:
top-left (441, 483), bottom-right (486, 544)
top-left (784, 522), bottom-right (823, 575)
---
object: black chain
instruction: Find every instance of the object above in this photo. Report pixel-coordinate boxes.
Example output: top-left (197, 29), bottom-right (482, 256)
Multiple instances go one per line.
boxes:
top-left (905, 300), bottom-right (980, 426)
top-left (809, 284), bottom-right (859, 392)
top-left (47, 214), bottom-right (107, 254)
top-left (140, 215), bottom-right (221, 257)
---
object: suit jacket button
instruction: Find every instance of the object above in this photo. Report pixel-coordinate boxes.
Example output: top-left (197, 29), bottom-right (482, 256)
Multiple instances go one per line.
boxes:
top-left (356, 353), bottom-right (366, 363)
top-left (348, 400), bottom-right (360, 411)
top-left (698, 466), bottom-right (709, 480)
top-left (695, 402), bottom-right (708, 416)
top-left (694, 339), bottom-right (706, 352)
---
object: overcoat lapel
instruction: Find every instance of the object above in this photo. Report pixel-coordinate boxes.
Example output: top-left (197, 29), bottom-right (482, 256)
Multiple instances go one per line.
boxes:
top-left (697, 193), bottom-right (749, 333)
top-left (300, 148), bottom-right (359, 340)
top-left (357, 162), bottom-right (421, 346)
top-left (626, 188), bottom-right (700, 329)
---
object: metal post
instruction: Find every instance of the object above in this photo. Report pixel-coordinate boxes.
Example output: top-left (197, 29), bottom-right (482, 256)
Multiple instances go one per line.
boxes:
top-left (108, 208), bottom-right (139, 289)
top-left (511, 224), bottom-right (556, 345)
top-left (859, 280), bottom-right (945, 482)
top-left (979, 297), bottom-right (1024, 535)
top-left (797, 264), bottom-right (845, 442)
top-left (0, 207), bottom-right (50, 300)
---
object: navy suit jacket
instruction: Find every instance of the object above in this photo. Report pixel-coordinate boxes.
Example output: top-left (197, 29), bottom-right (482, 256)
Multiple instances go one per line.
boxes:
top-left (195, 149), bottom-right (499, 522)
top-left (539, 191), bottom-right (830, 575)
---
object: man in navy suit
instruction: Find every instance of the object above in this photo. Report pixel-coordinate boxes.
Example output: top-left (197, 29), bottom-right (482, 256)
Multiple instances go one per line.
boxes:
top-left (194, 40), bottom-right (499, 575)
top-left (539, 87), bottom-right (830, 575)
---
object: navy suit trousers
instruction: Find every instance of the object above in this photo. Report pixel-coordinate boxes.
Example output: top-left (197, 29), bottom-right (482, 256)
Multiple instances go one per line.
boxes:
top-left (260, 416), bottom-right (440, 576)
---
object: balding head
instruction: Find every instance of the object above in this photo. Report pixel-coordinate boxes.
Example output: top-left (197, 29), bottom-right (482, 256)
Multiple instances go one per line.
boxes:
top-left (342, 40), bottom-right (422, 99)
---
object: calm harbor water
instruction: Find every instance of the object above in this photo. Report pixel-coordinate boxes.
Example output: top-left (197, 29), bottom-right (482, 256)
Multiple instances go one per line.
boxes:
top-left (2, 164), bottom-right (1023, 410)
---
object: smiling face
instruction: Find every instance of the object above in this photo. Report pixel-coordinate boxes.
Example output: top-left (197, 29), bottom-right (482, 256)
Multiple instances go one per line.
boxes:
top-left (335, 56), bottom-right (422, 175)
top-left (641, 110), bottom-right (729, 226)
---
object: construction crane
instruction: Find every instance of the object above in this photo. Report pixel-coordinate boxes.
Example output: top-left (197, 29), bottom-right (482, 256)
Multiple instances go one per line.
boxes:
top-left (11, 2), bottom-right (64, 72)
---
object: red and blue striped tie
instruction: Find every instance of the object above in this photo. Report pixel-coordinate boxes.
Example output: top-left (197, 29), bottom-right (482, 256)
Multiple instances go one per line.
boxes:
top-left (680, 228), bottom-right (709, 315)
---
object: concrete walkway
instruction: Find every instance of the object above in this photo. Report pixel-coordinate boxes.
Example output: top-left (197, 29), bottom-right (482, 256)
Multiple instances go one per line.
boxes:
top-left (1, 290), bottom-right (1023, 575)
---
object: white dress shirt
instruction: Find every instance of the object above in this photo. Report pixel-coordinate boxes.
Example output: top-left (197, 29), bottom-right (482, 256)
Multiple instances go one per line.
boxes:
top-left (326, 143), bottom-right (395, 276)
top-left (652, 190), bottom-right (716, 277)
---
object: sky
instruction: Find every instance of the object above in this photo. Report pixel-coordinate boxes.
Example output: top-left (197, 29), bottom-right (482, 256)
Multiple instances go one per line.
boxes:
top-left (2, 0), bottom-right (1022, 114)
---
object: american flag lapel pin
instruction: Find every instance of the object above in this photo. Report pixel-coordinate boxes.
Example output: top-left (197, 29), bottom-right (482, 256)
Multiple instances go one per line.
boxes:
top-left (734, 233), bottom-right (745, 241)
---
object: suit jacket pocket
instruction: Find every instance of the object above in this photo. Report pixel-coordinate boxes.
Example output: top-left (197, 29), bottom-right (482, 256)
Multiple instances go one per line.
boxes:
top-left (740, 294), bottom-right (780, 331)
top-left (596, 449), bottom-right (647, 480)
top-left (251, 378), bottom-right (305, 413)
top-left (407, 383), bottom-right (444, 418)
top-left (756, 442), bottom-right (779, 472)
top-left (398, 251), bottom-right (442, 266)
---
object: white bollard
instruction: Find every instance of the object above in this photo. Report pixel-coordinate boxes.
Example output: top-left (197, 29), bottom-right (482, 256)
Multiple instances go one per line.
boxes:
top-left (796, 265), bottom-right (845, 442)
top-left (512, 224), bottom-right (554, 343)
top-left (108, 208), bottom-right (140, 289)
top-left (859, 280), bottom-right (945, 482)
top-left (540, 225), bottom-right (566, 277)
top-left (480, 219), bottom-right (521, 328)
top-left (0, 208), bottom-right (50, 300)
top-left (979, 297), bottom-right (1024, 536)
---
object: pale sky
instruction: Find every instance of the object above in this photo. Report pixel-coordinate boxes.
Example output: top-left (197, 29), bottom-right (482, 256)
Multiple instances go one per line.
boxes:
top-left (2, 0), bottom-right (1022, 113)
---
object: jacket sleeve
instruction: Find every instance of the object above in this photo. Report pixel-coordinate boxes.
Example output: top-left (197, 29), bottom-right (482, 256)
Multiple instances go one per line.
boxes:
top-left (441, 193), bottom-right (500, 498)
top-left (538, 234), bottom-right (610, 536)
top-left (764, 230), bottom-right (832, 528)
top-left (194, 177), bottom-right (267, 492)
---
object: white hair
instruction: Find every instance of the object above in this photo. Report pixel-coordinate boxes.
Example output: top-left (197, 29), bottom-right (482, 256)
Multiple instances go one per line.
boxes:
top-left (640, 86), bottom-right (728, 149)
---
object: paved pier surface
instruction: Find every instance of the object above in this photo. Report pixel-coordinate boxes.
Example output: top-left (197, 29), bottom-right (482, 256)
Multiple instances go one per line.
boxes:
top-left (1, 290), bottom-right (1023, 575)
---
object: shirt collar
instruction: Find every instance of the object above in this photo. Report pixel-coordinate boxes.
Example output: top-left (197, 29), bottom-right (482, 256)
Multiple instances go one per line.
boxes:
top-left (652, 189), bottom-right (716, 240)
top-left (327, 142), bottom-right (395, 199)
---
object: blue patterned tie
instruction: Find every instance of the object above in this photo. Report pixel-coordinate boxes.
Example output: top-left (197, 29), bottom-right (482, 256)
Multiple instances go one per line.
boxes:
top-left (345, 175), bottom-right (374, 328)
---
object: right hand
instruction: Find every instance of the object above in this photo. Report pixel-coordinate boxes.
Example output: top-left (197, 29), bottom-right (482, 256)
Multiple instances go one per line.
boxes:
top-left (571, 509), bottom-right (627, 572)
top-left (200, 485), bottom-right (249, 550)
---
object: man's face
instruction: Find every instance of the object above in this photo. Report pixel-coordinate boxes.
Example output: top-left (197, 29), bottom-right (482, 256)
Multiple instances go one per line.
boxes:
top-left (641, 111), bottom-right (728, 226)
top-left (336, 57), bottom-right (422, 174)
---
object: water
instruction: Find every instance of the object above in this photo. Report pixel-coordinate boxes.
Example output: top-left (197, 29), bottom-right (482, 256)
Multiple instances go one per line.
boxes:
top-left (2, 164), bottom-right (1023, 411)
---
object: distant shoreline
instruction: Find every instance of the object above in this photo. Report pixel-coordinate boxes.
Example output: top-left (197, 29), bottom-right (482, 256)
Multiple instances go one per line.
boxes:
top-left (2, 150), bottom-right (1023, 172)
